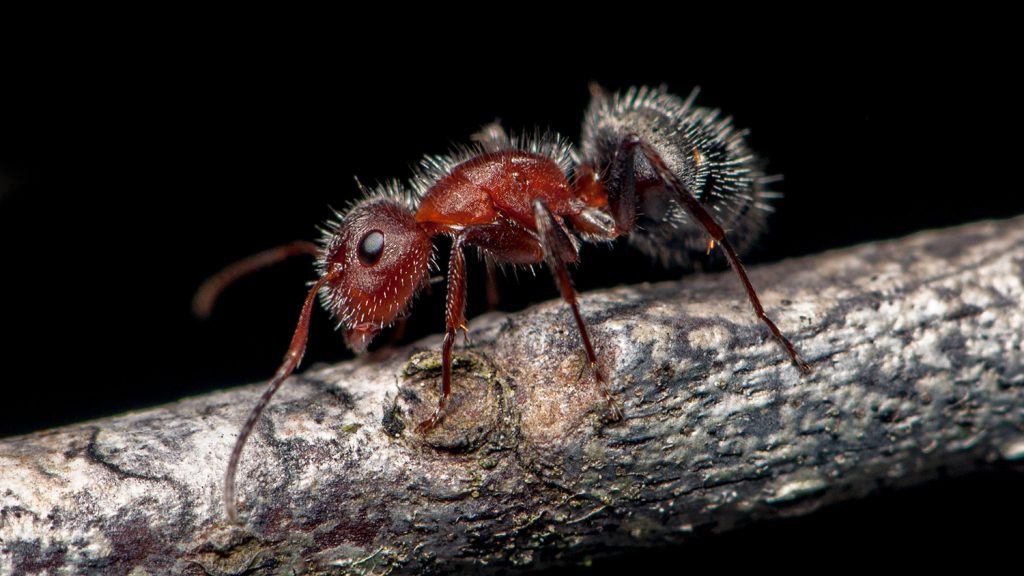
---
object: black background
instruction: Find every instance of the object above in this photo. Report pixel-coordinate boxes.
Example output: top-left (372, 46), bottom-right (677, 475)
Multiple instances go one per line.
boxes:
top-left (1, 26), bottom-right (1020, 572)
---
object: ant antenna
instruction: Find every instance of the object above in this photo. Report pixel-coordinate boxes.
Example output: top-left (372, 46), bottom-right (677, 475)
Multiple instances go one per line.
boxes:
top-left (223, 268), bottom-right (343, 522)
top-left (192, 240), bottom-right (319, 319)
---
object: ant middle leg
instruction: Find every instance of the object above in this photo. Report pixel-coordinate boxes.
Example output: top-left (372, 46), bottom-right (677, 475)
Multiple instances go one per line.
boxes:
top-left (533, 200), bottom-right (623, 420)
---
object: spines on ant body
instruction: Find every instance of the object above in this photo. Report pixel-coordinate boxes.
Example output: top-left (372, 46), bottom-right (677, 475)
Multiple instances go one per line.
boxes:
top-left (415, 126), bottom-right (576, 190)
top-left (213, 85), bottom-right (810, 523)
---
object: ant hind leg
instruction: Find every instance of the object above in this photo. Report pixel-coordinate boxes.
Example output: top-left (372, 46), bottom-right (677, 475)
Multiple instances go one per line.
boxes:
top-left (624, 136), bottom-right (811, 374)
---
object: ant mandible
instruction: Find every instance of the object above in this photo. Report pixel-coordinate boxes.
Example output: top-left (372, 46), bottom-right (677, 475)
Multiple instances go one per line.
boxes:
top-left (202, 84), bottom-right (811, 523)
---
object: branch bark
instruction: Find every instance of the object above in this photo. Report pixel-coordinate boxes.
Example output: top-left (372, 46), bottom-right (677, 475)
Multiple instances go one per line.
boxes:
top-left (3, 217), bottom-right (1023, 575)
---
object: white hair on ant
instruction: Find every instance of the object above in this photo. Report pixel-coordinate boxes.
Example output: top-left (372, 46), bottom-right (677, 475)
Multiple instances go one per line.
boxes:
top-left (411, 125), bottom-right (575, 198)
top-left (582, 84), bottom-right (779, 267)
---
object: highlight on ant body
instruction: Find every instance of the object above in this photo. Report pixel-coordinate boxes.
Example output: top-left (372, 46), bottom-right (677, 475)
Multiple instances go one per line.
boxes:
top-left (200, 84), bottom-right (811, 523)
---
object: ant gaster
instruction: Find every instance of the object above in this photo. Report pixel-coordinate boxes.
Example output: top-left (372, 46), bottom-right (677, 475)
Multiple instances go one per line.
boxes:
top-left (207, 85), bottom-right (811, 522)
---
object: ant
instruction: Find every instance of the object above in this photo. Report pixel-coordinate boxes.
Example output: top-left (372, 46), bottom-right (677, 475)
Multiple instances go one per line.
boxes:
top-left (199, 84), bottom-right (811, 523)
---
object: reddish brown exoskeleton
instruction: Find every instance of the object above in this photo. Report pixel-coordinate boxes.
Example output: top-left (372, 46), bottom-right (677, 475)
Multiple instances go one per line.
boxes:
top-left (209, 85), bottom-right (810, 522)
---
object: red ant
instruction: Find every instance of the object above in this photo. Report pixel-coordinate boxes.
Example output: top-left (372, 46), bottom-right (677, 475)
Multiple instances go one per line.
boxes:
top-left (201, 84), bottom-right (811, 522)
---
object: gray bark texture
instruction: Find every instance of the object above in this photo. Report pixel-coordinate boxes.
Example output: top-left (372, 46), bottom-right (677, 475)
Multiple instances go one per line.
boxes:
top-left (2, 217), bottom-right (1023, 575)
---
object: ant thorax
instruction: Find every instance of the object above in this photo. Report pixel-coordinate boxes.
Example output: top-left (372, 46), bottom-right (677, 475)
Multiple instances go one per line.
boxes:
top-left (411, 130), bottom-right (580, 232)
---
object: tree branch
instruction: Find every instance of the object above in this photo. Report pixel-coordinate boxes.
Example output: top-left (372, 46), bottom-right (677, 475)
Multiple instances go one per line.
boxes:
top-left (2, 217), bottom-right (1023, 575)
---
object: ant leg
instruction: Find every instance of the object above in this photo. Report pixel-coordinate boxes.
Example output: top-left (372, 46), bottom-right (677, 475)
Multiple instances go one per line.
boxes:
top-left (567, 164), bottom-right (619, 240)
top-left (223, 268), bottom-right (341, 522)
top-left (193, 240), bottom-right (319, 318)
top-left (623, 136), bottom-right (811, 374)
top-left (484, 254), bottom-right (501, 311)
top-left (604, 137), bottom-right (640, 235)
top-left (416, 235), bottom-right (468, 433)
top-left (533, 200), bottom-right (623, 420)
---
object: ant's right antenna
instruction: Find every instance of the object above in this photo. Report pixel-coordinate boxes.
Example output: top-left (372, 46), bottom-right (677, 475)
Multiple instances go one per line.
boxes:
top-left (223, 268), bottom-right (343, 522)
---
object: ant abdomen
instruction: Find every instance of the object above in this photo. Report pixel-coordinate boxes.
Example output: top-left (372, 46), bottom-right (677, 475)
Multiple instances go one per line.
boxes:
top-left (581, 85), bottom-right (775, 267)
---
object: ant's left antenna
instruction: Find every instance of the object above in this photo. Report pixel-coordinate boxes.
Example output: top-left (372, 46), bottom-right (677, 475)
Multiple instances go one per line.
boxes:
top-left (192, 240), bottom-right (319, 319)
top-left (223, 268), bottom-right (343, 522)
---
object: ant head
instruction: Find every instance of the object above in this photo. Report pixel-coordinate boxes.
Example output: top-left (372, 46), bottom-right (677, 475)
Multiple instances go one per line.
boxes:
top-left (317, 182), bottom-right (432, 352)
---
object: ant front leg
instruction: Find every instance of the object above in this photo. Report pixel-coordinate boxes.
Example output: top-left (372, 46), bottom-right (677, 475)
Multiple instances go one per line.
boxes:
top-left (416, 235), bottom-right (468, 433)
top-left (614, 135), bottom-right (811, 374)
top-left (533, 200), bottom-right (623, 420)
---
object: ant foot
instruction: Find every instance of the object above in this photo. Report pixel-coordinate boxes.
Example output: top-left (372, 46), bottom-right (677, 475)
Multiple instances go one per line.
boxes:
top-left (794, 354), bottom-right (812, 376)
top-left (589, 362), bottom-right (622, 421)
top-left (416, 407), bottom-right (447, 434)
top-left (604, 396), bottom-right (624, 422)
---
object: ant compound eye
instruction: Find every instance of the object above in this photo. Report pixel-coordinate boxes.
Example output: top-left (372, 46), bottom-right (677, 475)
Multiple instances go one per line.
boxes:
top-left (357, 230), bottom-right (385, 265)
